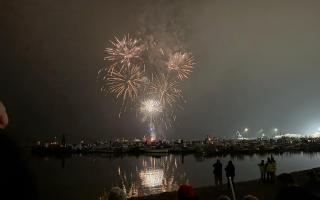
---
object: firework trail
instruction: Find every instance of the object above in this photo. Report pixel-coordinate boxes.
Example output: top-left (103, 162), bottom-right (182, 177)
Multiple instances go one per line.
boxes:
top-left (167, 52), bottom-right (194, 80)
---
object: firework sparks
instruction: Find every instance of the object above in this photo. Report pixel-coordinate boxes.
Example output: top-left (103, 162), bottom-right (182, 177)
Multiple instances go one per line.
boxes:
top-left (140, 99), bottom-right (163, 121)
top-left (105, 35), bottom-right (144, 72)
top-left (100, 32), bottom-right (195, 137)
top-left (167, 52), bottom-right (194, 80)
top-left (106, 65), bottom-right (145, 103)
top-left (149, 74), bottom-right (184, 108)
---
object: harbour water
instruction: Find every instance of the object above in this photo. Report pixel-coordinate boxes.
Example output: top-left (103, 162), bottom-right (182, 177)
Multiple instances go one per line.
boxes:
top-left (29, 152), bottom-right (320, 200)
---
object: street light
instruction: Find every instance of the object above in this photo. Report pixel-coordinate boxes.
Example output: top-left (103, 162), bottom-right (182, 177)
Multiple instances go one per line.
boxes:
top-left (244, 128), bottom-right (249, 132)
top-left (272, 128), bottom-right (279, 138)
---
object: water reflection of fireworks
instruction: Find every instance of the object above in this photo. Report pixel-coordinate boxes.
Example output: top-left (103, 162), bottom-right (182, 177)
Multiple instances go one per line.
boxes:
top-left (101, 155), bottom-right (188, 198)
top-left (139, 169), bottom-right (164, 188)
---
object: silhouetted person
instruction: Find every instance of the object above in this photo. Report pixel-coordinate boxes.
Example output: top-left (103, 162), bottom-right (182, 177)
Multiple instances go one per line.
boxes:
top-left (270, 156), bottom-right (275, 162)
top-left (270, 157), bottom-right (277, 181)
top-left (225, 160), bottom-right (235, 188)
top-left (0, 101), bottom-right (38, 199)
top-left (258, 160), bottom-right (265, 180)
top-left (213, 159), bottom-right (223, 187)
top-left (265, 157), bottom-right (271, 180)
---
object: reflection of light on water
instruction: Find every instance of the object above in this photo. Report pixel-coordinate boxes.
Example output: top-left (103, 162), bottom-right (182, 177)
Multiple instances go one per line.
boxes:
top-left (99, 155), bottom-right (188, 199)
top-left (139, 169), bottom-right (164, 188)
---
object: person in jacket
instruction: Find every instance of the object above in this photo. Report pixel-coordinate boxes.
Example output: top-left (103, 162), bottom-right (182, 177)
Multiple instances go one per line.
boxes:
top-left (269, 157), bottom-right (277, 181)
top-left (225, 160), bottom-right (235, 188)
top-left (258, 160), bottom-right (265, 181)
top-left (213, 159), bottom-right (223, 187)
top-left (265, 157), bottom-right (271, 180)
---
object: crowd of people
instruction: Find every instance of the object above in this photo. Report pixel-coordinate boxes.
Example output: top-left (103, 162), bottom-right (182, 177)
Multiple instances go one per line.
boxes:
top-left (212, 156), bottom-right (277, 189)
top-left (258, 157), bottom-right (277, 182)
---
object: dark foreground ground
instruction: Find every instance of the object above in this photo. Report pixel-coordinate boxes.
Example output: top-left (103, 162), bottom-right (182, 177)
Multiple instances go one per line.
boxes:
top-left (130, 168), bottom-right (320, 200)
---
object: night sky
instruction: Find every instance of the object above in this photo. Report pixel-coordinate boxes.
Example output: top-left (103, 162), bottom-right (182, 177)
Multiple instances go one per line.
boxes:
top-left (1, 0), bottom-right (320, 143)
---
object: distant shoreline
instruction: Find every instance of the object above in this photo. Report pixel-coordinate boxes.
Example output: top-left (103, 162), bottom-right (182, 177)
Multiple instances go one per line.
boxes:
top-left (30, 137), bottom-right (320, 157)
top-left (30, 147), bottom-right (320, 157)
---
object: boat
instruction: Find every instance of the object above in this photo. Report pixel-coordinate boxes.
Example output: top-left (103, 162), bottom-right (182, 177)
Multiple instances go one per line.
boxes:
top-left (144, 148), bottom-right (170, 153)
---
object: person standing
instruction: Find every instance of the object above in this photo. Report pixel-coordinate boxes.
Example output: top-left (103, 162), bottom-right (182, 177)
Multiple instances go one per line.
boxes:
top-left (225, 160), bottom-right (235, 188)
top-left (270, 157), bottom-right (277, 181)
top-left (258, 160), bottom-right (265, 181)
top-left (213, 159), bottom-right (223, 187)
top-left (265, 157), bottom-right (271, 180)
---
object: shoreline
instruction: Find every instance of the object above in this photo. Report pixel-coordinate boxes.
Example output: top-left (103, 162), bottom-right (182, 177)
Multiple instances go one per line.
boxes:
top-left (129, 167), bottom-right (320, 200)
top-left (31, 137), bottom-right (320, 157)
top-left (30, 146), bottom-right (320, 157)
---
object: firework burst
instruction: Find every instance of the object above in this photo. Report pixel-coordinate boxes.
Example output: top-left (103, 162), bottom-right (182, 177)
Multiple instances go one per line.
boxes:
top-left (106, 65), bottom-right (146, 104)
top-left (149, 74), bottom-right (184, 108)
top-left (105, 35), bottom-right (144, 72)
top-left (140, 99), bottom-right (163, 122)
top-left (100, 32), bottom-right (195, 137)
top-left (167, 52), bottom-right (194, 80)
